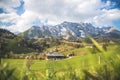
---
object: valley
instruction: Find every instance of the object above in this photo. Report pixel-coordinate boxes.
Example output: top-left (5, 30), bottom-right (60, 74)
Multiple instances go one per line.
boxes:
top-left (1, 0), bottom-right (120, 79)
top-left (1, 22), bottom-right (120, 80)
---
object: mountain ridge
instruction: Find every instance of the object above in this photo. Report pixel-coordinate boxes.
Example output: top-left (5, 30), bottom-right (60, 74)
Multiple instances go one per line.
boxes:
top-left (21, 21), bottom-right (120, 40)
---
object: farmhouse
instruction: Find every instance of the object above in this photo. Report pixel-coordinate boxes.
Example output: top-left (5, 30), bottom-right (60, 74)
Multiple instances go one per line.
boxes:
top-left (45, 52), bottom-right (65, 60)
top-left (67, 53), bottom-right (74, 58)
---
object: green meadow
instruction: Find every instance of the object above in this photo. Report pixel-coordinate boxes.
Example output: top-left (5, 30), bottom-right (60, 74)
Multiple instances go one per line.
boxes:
top-left (1, 44), bottom-right (120, 80)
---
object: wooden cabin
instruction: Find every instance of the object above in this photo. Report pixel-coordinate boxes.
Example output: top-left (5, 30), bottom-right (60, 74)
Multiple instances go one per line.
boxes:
top-left (45, 52), bottom-right (65, 60)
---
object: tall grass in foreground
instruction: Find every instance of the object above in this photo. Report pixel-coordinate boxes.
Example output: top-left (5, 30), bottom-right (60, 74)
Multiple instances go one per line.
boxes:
top-left (0, 62), bottom-right (17, 80)
top-left (1, 38), bottom-right (120, 80)
top-left (82, 37), bottom-right (120, 80)
top-left (83, 54), bottom-right (120, 80)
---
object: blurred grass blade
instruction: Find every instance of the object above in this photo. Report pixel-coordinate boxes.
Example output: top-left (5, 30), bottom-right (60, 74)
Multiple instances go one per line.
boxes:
top-left (90, 37), bottom-right (105, 53)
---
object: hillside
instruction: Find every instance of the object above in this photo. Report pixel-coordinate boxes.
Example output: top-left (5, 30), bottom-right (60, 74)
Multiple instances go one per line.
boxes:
top-left (0, 29), bottom-right (16, 55)
top-left (0, 29), bottom-right (41, 55)
top-left (0, 28), bottom-right (16, 39)
top-left (1, 26), bottom-right (120, 57)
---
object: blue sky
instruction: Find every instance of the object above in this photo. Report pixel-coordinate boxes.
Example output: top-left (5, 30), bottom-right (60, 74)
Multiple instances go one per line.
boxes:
top-left (15, 0), bottom-right (25, 15)
top-left (0, 0), bottom-right (120, 32)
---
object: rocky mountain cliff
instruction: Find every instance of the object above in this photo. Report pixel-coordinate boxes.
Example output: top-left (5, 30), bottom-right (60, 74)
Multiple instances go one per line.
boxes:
top-left (22, 21), bottom-right (120, 40)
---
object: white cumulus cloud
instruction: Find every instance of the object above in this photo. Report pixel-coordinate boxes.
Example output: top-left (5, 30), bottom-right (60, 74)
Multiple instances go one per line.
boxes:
top-left (0, 0), bottom-right (120, 32)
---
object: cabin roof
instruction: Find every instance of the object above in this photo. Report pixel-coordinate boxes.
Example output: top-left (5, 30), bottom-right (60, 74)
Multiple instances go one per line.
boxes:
top-left (46, 52), bottom-right (64, 57)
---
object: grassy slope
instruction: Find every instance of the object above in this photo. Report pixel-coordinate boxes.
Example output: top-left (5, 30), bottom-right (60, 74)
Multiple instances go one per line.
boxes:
top-left (3, 44), bottom-right (119, 67)
top-left (44, 43), bottom-right (92, 56)
top-left (2, 44), bottom-right (120, 79)
top-left (2, 54), bottom-right (99, 79)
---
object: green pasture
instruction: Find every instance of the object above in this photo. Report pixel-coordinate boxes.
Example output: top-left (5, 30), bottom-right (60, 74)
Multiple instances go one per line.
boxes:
top-left (1, 44), bottom-right (120, 79)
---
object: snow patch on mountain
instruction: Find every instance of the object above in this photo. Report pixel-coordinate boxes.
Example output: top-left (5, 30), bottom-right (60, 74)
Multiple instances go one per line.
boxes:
top-left (22, 21), bottom-right (113, 40)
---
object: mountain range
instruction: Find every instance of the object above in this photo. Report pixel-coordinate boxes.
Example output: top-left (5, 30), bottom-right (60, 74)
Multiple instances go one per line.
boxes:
top-left (21, 21), bottom-right (120, 40)
top-left (0, 22), bottom-right (120, 54)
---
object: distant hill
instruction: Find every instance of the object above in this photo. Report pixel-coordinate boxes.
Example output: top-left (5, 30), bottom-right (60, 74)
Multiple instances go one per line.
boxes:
top-left (105, 27), bottom-right (120, 39)
top-left (0, 28), bottom-right (39, 54)
top-left (0, 28), bottom-right (62, 55)
top-left (0, 28), bottom-right (16, 55)
top-left (0, 28), bottom-right (16, 39)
